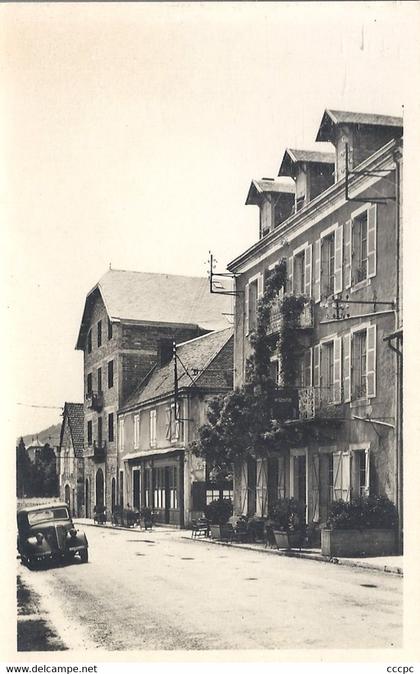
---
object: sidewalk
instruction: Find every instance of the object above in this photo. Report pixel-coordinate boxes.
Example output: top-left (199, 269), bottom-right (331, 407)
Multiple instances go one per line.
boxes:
top-left (75, 518), bottom-right (403, 576)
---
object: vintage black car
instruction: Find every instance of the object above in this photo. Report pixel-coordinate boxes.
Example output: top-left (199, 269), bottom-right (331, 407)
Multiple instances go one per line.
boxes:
top-left (17, 503), bottom-right (88, 568)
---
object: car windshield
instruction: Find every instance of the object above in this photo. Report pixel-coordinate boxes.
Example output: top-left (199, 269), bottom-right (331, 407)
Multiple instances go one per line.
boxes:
top-left (27, 507), bottom-right (70, 525)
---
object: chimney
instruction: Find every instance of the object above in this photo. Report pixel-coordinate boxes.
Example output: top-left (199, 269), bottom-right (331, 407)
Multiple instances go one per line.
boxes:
top-left (157, 338), bottom-right (174, 367)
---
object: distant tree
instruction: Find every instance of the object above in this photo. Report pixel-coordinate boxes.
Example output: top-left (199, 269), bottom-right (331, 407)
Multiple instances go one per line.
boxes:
top-left (32, 443), bottom-right (59, 497)
top-left (16, 437), bottom-right (32, 498)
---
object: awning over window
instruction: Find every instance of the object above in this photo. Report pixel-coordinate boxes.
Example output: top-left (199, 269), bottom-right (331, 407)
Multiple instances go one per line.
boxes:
top-left (121, 447), bottom-right (184, 462)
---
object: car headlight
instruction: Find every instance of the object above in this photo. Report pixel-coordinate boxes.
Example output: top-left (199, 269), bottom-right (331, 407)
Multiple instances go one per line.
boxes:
top-left (26, 535), bottom-right (39, 546)
top-left (68, 528), bottom-right (77, 538)
top-left (35, 532), bottom-right (44, 545)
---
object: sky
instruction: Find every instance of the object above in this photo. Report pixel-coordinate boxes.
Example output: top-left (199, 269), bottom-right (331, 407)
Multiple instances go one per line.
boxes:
top-left (1, 1), bottom-right (417, 437)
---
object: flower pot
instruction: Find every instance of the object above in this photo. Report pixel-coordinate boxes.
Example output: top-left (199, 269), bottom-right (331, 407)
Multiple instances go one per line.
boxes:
top-left (321, 528), bottom-right (397, 558)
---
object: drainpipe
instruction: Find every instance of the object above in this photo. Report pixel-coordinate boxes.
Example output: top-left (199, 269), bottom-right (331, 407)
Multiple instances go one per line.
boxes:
top-left (384, 145), bottom-right (403, 553)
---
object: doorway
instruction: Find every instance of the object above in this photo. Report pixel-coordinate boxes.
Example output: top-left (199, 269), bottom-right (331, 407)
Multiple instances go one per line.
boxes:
top-left (96, 468), bottom-right (104, 508)
top-left (290, 449), bottom-right (307, 521)
top-left (111, 477), bottom-right (116, 513)
top-left (133, 470), bottom-right (140, 510)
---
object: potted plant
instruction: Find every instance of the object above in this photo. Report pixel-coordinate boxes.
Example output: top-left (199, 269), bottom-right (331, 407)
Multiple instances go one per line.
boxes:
top-left (268, 498), bottom-right (306, 549)
top-left (322, 495), bottom-right (398, 557)
top-left (205, 498), bottom-right (233, 541)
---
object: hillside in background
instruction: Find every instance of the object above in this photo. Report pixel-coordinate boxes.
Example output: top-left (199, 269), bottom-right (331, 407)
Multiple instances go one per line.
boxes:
top-left (18, 422), bottom-right (62, 448)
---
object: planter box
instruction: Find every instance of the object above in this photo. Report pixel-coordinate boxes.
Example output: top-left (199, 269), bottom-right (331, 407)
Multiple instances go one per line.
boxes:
top-left (321, 528), bottom-right (397, 557)
top-left (273, 530), bottom-right (303, 550)
top-left (210, 524), bottom-right (233, 542)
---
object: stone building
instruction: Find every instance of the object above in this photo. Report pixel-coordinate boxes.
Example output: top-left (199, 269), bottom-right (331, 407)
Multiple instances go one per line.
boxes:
top-left (227, 109), bottom-right (403, 549)
top-left (75, 269), bottom-right (231, 518)
top-left (58, 402), bottom-right (84, 516)
top-left (118, 327), bottom-right (234, 527)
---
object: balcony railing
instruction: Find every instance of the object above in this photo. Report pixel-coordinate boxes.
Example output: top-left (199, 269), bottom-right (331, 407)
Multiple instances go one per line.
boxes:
top-left (298, 387), bottom-right (344, 420)
top-left (86, 390), bottom-right (104, 412)
top-left (267, 298), bottom-right (314, 335)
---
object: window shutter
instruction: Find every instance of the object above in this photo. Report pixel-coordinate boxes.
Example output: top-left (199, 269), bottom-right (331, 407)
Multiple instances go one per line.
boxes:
top-left (165, 407), bottom-right (171, 440)
top-left (342, 333), bottom-right (351, 402)
top-left (333, 336), bottom-right (342, 403)
top-left (240, 460), bottom-right (248, 515)
top-left (310, 453), bottom-right (320, 523)
top-left (256, 458), bottom-right (268, 517)
top-left (304, 244), bottom-right (312, 297)
top-left (334, 225), bottom-right (343, 294)
top-left (366, 324), bottom-right (377, 398)
top-left (174, 402), bottom-right (181, 440)
top-left (344, 219), bottom-right (352, 289)
top-left (262, 459), bottom-right (268, 517)
top-left (364, 448), bottom-right (370, 497)
top-left (367, 204), bottom-right (377, 279)
top-left (277, 456), bottom-right (286, 499)
top-left (313, 344), bottom-right (320, 388)
top-left (244, 284), bottom-right (249, 335)
top-left (313, 239), bottom-right (321, 302)
top-left (288, 256), bottom-right (294, 294)
top-left (333, 451), bottom-right (342, 500)
top-left (341, 452), bottom-right (351, 502)
top-left (257, 272), bottom-right (264, 298)
top-left (304, 348), bottom-right (313, 387)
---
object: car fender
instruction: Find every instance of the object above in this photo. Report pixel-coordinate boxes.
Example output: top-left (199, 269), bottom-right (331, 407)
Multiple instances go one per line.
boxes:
top-left (68, 530), bottom-right (88, 548)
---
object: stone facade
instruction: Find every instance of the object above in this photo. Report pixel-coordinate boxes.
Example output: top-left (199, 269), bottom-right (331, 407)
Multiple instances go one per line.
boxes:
top-left (228, 110), bottom-right (403, 549)
top-left (118, 330), bottom-right (234, 527)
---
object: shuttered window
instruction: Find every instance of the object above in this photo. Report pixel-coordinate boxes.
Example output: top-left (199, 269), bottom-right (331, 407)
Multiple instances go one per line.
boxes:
top-left (313, 344), bottom-right (320, 389)
top-left (304, 244), bottom-right (312, 297)
top-left (352, 330), bottom-right (367, 400)
top-left (321, 234), bottom-right (335, 297)
top-left (366, 324), bottom-right (377, 398)
top-left (367, 205), bottom-right (377, 279)
top-left (342, 333), bottom-right (351, 402)
top-left (344, 220), bottom-right (352, 289)
top-left (133, 414), bottom-right (140, 449)
top-left (332, 451), bottom-right (351, 501)
top-left (333, 336), bottom-right (342, 404)
top-left (150, 410), bottom-right (157, 448)
top-left (313, 239), bottom-right (321, 303)
top-left (352, 210), bottom-right (368, 284)
top-left (334, 225), bottom-right (343, 294)
top-left (293, 251), bottom-right (305, 294)
top-left (321, 341), bottom-right (334, 404)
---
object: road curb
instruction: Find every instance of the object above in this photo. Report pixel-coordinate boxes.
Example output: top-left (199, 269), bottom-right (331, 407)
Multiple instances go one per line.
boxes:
top-left (181, 535), bottom-right (404, 576)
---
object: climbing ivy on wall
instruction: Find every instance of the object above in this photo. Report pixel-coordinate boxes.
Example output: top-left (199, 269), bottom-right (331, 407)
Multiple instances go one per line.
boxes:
top-left (191, 259), bottom-right (307, 470)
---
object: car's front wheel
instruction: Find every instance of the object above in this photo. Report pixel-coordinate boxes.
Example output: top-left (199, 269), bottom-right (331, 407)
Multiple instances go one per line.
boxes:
top-left (79, 549), bottom-right (88, 563)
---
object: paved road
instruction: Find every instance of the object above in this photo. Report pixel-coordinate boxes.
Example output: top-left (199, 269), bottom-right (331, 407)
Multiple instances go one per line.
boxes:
top-left (17, 525), bottom-right (402, 651)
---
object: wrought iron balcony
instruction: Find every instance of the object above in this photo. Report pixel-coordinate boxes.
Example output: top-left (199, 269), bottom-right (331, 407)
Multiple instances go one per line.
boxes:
top-left (267, 298), bottom-right (314, 335)
top-left (85, 390), bottom-right (104, 412)
top-left (298, 387), bottom-right (344, 421)
top-left (92, 441), bottom-right (106, 461)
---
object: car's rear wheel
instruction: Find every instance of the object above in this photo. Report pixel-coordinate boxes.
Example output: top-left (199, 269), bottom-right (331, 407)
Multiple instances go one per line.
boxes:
top-left (79, 549), bottom-right (88, 563)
